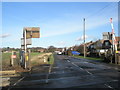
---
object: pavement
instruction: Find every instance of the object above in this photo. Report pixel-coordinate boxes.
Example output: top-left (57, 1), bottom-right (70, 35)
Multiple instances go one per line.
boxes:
top-left (3, 54), bottom-right (120, 89)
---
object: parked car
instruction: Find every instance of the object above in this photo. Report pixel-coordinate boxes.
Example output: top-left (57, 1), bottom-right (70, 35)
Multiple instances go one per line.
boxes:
top-left (57, 51), bottom-right (62, 55)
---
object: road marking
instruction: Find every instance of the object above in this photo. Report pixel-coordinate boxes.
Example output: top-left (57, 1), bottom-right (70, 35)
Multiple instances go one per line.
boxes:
top-left (104, 84), bottom-right (115, 90)
top-left (71, 62), bottom-right (79, 67)
top-left (71, 62), bottom-right (83, 71)
top-left (53, 72), bottom-right (56, 73)
top-left (70, 62), bottom-right (93, 75)
top-left (46, 64), bottom-right (52, 83)
top-left (13, 77), bottom-right (25, 86)
top-left (53, 67), bottom-right (59, 69)
top-left (85, 70), bottom-right (93, 75)
top-left (67, 60), bottom-right (70, 62)
top-left (8, 76), bottom-right (25, 90)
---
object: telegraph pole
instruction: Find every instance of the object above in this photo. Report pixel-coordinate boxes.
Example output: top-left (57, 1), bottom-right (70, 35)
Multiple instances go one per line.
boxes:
top-left (83, 18), bottom-right (86, 58)
top-left (24, 29), bottom-right (27, 69)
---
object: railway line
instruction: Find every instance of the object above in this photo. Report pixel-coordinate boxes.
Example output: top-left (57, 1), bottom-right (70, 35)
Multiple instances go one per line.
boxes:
top-left (3, 54), bottom-right (120, 89)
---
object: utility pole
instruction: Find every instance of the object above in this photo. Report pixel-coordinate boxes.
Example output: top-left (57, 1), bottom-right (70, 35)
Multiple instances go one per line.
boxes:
top-left (83, 18), bottom-right (86, 58)
top-left (24, 29), bottom-right (27, 69)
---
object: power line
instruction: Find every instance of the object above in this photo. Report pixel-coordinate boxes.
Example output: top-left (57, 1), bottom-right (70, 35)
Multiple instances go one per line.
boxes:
top-left (86, 3), bottom-right (113, 19)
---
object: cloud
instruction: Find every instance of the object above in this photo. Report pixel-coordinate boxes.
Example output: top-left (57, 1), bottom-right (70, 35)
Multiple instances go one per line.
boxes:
top-left (76, 35), bottom-right (101, 42)
top-left (57, 41), bottom-right (66, 45)
top-left (76, 35), bottom-right (88, 41)
top-left (0, 34), bottom-right (11, 38)
top-left (40, 16), bottom-right (117, 38)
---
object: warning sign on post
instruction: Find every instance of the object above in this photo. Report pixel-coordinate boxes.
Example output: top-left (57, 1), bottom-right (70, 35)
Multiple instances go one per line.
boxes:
top-left (11, 55), bottom-right (17, 59)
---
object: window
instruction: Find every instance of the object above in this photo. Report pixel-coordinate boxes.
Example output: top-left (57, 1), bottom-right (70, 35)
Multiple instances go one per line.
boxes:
top-left (105, 42), bottom-right (109, 46)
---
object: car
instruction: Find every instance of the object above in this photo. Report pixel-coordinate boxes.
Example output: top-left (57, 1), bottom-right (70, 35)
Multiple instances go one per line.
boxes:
top-left (57, 51), bottom-right (62, 55)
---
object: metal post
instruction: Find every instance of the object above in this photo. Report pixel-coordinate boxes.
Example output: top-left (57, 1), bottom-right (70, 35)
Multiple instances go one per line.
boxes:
top-left (24, 29), bottom-right (27, 69)
top-left (11, 51), bottom-right (13, 66)
top-left (24, 30), bottom-right (27, 53)
top-left (83, 18), bottom-right (86, 58)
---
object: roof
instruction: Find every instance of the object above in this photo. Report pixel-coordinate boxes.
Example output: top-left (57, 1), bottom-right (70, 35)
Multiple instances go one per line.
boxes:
top-left (115, 37), bottom-right (120, 41)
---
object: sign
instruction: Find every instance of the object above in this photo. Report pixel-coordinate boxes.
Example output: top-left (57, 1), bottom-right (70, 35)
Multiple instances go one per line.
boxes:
top-left (25, 53), bottom-right (29, 61)
top-left (11, 55), bottom-right (17, 59)
top-left (24, 27), bottom-right (40, 38)
top-left (21, 45), bottom-right (24, 50)
top-left (21, 38), bottom-right (32, 45)
top-left (72, 51), bottom-right (80, 55)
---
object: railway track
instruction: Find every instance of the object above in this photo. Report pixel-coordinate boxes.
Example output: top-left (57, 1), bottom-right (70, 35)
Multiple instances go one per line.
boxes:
top-left (3, 54), bottom-right (120, 89)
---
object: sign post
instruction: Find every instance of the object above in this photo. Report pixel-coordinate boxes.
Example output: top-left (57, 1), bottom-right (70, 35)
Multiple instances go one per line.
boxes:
top-left (21, 27), bottom-right (40, 69)
top-left (10, 51), bottom-right (17, 66)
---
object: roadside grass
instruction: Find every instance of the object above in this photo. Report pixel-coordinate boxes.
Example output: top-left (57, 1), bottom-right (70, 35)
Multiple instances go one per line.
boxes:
top-left (30, 52), bottom-right (54, 67)
top-left (1, 52), bottom-right (43, 67)
top-left (2, 52), bottom-right (41, 61)
top-left (2, 52), bottom-right (20, 66)
top-left (2, 52), bottom-right (55, 70)
top-left (73, 55), bottom-right (103, 61)
top-left (28, 52), bottom-right (45, 67)
top-left (48, 54), bottom-right (54, 65)
top-left (30, 52), bottom-right (43, 57)
top-left (2, 52), bottom-right (19, 61)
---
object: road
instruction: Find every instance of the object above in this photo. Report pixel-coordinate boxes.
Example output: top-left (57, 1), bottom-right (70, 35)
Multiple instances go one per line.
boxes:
top-left (6, 54), bottom-right (120, 89)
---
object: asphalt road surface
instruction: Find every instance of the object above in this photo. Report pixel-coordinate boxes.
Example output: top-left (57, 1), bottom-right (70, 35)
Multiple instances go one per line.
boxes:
top-left (6, 54), bottom-right (120, 89)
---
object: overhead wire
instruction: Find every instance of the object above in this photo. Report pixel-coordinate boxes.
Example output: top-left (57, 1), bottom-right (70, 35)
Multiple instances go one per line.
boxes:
top-left (85, 2), bottom-right (116, 20)
top-left (82, 2), bottom-right (118, 43)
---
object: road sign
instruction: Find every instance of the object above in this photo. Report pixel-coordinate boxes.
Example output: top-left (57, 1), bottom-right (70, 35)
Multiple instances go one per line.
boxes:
top-left (23, 27), bottom-right (40, 38)
top-left (21, 38), bottom-right (32, 45)
top-left (72, 51), bottom-right (80, 55)
top-left (11, 55), bottom-right (16, 59)
top-left (21, 45), bottom-right (24, 50)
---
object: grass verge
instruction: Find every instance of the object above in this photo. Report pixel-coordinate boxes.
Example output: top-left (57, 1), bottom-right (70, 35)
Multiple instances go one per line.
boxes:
top-left (73, 55), bottom-right (103, 61)
top-left (30, 52), bottom-right (43, 57)
top-left (48, 54), bottom-right (54, 65)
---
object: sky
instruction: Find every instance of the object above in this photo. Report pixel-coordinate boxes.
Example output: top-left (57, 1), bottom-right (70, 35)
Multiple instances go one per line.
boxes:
top-left (1, 2), bottom-right (118, 48)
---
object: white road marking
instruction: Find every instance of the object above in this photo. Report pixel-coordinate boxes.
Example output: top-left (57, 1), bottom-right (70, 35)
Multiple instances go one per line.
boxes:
top-left (8, 76), bottom-right (25, 90)
top-left (85, 70), bottom-right (93, 75)
top-left (71, 62), bottom-right (79, 67)
top-left (46, 65), bottom-right (53, 83)
top-left (112, 80), bottom-right (118, 82)
top-left (70, 62), bottom-right (93, 75)
top-left (53, 72), bottom-right (56, 73)
top-left (53, 67), bottom-right (59, 69)
top-left (104, 84), bottom-right (115, 89)
top-left (13, 77), bottom-right (25, 86)
top-left (67, 60), bottom-right (70, 62)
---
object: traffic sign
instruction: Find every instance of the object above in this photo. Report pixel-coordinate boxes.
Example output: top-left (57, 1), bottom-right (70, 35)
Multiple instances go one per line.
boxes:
top-left (11, 55), bottom-right (17, 59)
top-left (72, 51), bottom-right (80, 55)
top-left (23, 27), bottom-right (40, 38)
top-left (21, 38), bottom-right (32, 45)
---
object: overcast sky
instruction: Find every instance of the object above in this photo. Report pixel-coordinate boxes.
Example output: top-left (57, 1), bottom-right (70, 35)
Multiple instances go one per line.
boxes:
top-left (1, 2), bottom-right (118, 48)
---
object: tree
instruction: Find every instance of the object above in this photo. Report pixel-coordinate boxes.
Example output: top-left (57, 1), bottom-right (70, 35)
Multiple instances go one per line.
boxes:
top-left (47, 46), bottom-right (56, 52)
